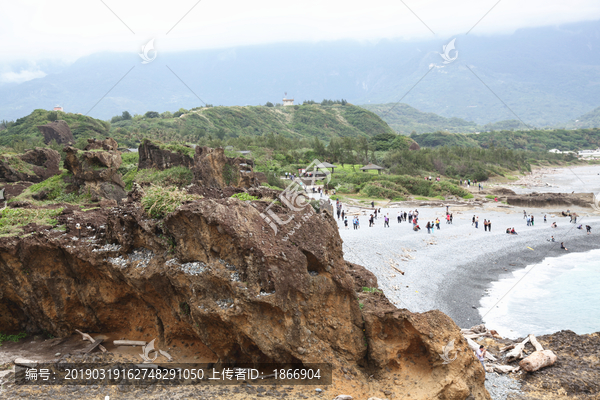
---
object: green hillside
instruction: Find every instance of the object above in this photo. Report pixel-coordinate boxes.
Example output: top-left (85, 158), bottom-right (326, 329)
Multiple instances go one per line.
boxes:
top-left (0, 109), bottom-right (110, 150)
top-left (359, 103), bottom-right (479, 135)
top-left (567, 106), bottom-right (600, 129)
top-left (411, 128), bottom-right (600, 152)
top-left (110, 104), bottom-right (396, 147)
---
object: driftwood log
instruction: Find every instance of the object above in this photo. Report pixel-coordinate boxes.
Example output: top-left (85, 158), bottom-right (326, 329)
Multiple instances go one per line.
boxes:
top-left (113, 340), bottom-right (146, 346)
top-left (75, 329), bottom-right (106, 353)
top-left (519, 334), bottom-right (557, 372)
top-left (505, 336), bottom-right (530, 362)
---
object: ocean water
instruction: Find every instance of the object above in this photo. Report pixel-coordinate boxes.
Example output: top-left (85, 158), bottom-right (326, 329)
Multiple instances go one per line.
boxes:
top-left (479, 249), bottom-right (600, 339)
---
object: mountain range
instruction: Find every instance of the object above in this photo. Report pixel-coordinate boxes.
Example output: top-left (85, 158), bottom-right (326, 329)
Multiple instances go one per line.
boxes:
top-left (1, 19), bottom-right (599, 128)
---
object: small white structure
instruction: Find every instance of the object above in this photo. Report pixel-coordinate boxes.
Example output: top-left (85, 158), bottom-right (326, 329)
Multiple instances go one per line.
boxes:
top-left (578, 148), bottom-right (600, 158)
top-left (283, 92), bottom-right (293, 106)
top-left (548, 149), bottom-right (562, 154)
top-left (53, 105), bottom-right (63, 112)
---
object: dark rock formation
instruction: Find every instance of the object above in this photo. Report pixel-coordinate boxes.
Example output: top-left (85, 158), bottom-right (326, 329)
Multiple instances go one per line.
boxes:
top-left (506, 192), bottom-right (594, 208)
top-left (193, 146), bottom-right (257, 188)
top-left (63, 146), bottom-right (126, 202)
top-left (0, 193), bottom-right (489, 399)
top-left (0, 148), bottom-right (60, 183)
top-left (36, 120), bottom-right (75, 145)
top-left (138, 140), bottom-right (194, 170)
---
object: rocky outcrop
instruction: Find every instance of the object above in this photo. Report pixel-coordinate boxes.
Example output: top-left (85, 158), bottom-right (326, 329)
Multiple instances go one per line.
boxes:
top-left (84, 137), bottom-right (119, 152)
top-left (36, 120), bottom-right (75, 145)
top-left (193, 146), bottom-right (257, 188)
top-left (63, 146), bottom-right (126, 202)
top-left (0, 148), bottom-right (60, 183)
top-left (506, 192), bottom-right (594, 208)
top-left (0, 193), bottom-right (488, 399)
top-left (138, 140), bottom-right (194, 170)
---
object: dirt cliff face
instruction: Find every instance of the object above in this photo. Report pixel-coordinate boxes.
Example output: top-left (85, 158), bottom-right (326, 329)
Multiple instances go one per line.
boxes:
top-left (193, 146), bottom-right (257, 188)
top-left (36, 120), bottom-right (75, 145)
top-left (0, 192), bottom-right (488, 399)
top-left (0, 148), bottom-right (60, 183)
top-left (138, 140), bottom-right (194, 170)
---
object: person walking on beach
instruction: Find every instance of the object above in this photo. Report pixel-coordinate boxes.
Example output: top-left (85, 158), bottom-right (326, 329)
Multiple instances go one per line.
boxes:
top-left (476, 345), bottom-right (487, 372)
top-left (398, 211), bottom-right (401, 223)
top-left (344, 216), bottom-right (348, 229)
top-left (586, 225), bottom-right (592, 234)
top-left (523, 210), bottom-right (527, 219)
top-left (483, 219), bottom-right (488, 231)
top-left (531, 215), bottom-right (534, 226)
top-left (472, 215), bottom-right (476, 226)
top-left (544, 214), bottom-right (547, 223)
top-left (446, 214), bottom-right (451, 224)
top-left (561, 242), bottom-right (568, 251)
top-left (450, 213), bottom-right (453, 224)
top-left (526, 216), bottom-right (531, 226)
top-left (369, 214), bottom-right (374, 227)
top-left (488, 220), bottom-right (491, 231)
top-left (384, 215), bottom-right (390, 228)
top-left (426, 221), bottom-right (431, 234)
top-left (475, 216), bottom-right (479, 229)
top-left (408, 212), bottom-right (413, 224)
top-left (435, 218), bottom-right (440, 230)
top-left (341, 210), bottom-right (345, 220)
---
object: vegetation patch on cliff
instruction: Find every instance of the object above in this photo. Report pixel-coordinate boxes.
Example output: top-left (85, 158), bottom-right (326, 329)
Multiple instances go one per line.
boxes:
top-left (0, 207), bottom-right (63, 237)
top-left (141, 185), bottom-right (199, 219)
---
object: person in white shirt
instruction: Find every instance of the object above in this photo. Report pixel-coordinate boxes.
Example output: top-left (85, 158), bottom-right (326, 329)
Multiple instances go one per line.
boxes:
top-left (476, 345), bottom-right (487, 372)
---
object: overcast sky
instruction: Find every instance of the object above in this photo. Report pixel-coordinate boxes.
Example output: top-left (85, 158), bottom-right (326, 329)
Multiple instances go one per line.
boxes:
top-left (2, 0), bottom-right (600, 82)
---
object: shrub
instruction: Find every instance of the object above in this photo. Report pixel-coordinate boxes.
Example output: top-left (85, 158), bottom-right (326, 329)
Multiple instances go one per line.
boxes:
top-left (266, 172), bottom-right (286, 189)
top-left (141, 185), bottom-right (199, 219)
top-left (0, 332), bottom-right (27, 346)
top-left (223, 164), bottom-right (239, 186)
top-left (361, 183), bottom-right (404, 200)
top-left (160, 143), bottom-right (195, 159)
top-left (231, 193), bottom-right (259, 201)
top-left (362, 287), bottom-right (383, 294)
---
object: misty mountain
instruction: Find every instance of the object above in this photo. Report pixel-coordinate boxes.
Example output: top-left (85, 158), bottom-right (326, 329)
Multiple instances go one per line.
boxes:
top-left (1, 19), bottom-right (599, 127)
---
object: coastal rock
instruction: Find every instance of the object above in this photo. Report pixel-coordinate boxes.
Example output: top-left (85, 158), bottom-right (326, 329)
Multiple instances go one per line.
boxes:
top-left (0, 148), bottom-right (60, 183)
top-left (84, 137), bottom-right (119, 152)
top-left (0, 192), bottom-right (489, 399)
top-left (63, 146), bottom-right (125, 202)
top-left (506, 192), bottom-right (594, 208)
top-left (138, 140), bottom-right (194, 170)
top-left (193, 146), bottom-right (257, 188)
top-left (36, 120), bottom-right (75, 145)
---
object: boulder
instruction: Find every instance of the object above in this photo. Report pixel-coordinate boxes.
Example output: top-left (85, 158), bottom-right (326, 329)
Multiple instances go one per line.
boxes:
top-left (193, 146), bottom-right (257, 188)
top-left (0, 148), bottom-right (60, 183)
top-left (138, 140), bottom-right (194, 170)
top-left (84, 137), bottom-right (119, 152)
top-left (63, 146), bottom-right (125, 202)
top-left (36, 120), bottom-right (75, 145)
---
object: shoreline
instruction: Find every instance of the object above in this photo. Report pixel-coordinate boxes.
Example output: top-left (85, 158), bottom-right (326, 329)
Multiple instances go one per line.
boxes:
top-left (437, 228), bottom-right (600, 330)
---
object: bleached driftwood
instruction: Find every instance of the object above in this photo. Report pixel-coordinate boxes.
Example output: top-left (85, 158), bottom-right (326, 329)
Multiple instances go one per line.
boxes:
top-left (466, 337), bottom-right (497, 362)
top-left (75, 329), bottom-right (106, 353)
top-left (505, 336), bottom-right (530, 362)
top-left (486, 364), bottom-right (520, 374)
top-left (519, 335), bottom-right (557, 372)
top-left (14, 358), bottom-right (38, 366)
top-left (113, 340), bottom-right (146, 346)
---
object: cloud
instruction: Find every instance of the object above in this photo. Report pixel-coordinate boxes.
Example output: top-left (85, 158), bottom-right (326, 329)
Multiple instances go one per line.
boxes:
top-left (0, 69), bottom-right (47, 84)
top-left (0, 0), bottom-right (600, 63)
